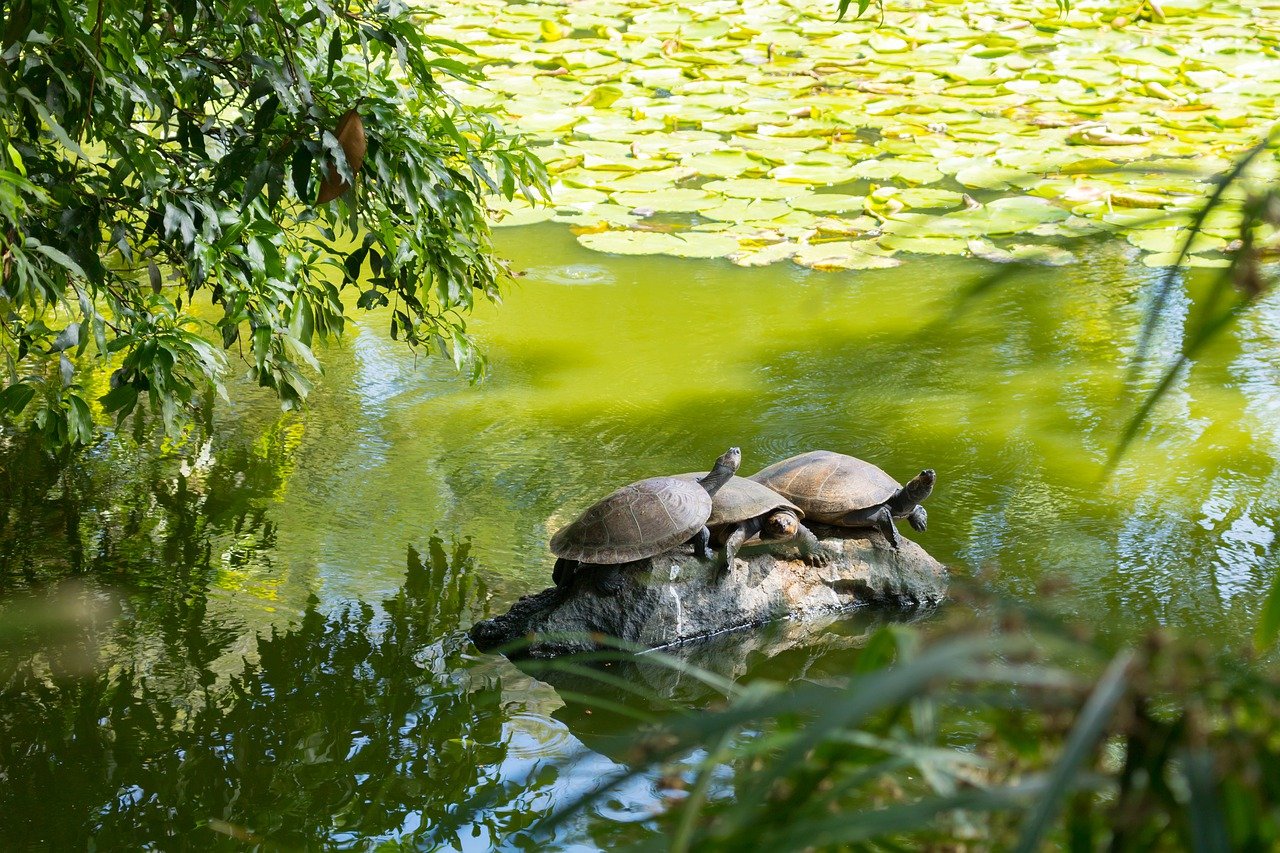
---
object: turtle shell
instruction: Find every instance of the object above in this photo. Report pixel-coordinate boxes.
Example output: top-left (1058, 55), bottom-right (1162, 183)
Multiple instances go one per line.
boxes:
top-left (676, 473), bottom-right (803, 526)
top-left (550, 476), bottom-right (712, 564)
top-left (749, 451), bottom-right (899, 523)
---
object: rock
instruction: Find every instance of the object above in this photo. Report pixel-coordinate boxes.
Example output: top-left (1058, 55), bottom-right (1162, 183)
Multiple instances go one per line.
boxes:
top-left (469, 527), bottom-right (948, 658)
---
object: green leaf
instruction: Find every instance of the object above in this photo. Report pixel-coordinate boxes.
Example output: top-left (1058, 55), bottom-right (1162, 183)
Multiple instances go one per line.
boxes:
top-left (242, 160), bottom-right (272, 210)
top-left (29, 242), bottom-right (88, 279)
top-left (66, 394), bottom-right (93, 446)
top-left (1254, 570), bottom-right (1280, 651)
top-left (0, 383), bottom-right (36, 416)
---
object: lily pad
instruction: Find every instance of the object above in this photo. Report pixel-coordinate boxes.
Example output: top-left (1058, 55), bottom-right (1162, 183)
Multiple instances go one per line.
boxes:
top-left (789, 194), bottom-right (866, 214)
top-left (702, 178), bottom-right (813, 200)
top-left (769, 163), bottom-right (862, 185)
top-left (878, 234), bottom-right (970, 255)
top-left (851, 159), bottom-right (945, 185)
top-left (792, 241), bottom-right (902, 271)
top-left (1141, 252), bottom-right (1231, 268)
top-left (681, 150), bottom-right (767, 178)
top-left (611, 188), bottom-right (717, 212)
top-left (700, 198), bottom-right (794, 223)
top-left (729, 241), bottom-right (799, 267)
top-left (577, 229), bottom-right (740, 258)
top-left (870, 187), bottom-right (967, 210)
top-left (490, 206), bottom-right (555, 227)
top-left (1125, 229), bottom-right (1227, 255)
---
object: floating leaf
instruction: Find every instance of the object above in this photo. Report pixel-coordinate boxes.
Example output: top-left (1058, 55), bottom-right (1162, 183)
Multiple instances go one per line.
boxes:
top-left (681, 150), bottom-right (767, 178)
top-left (729, 241), bottom-right (798, 267)
top-left (870, 187), bottom-right (967, 210)
top-left (700, 198), bottom-right (794, 222)
top-left (579, 85), bottom-right (624, 108)
top-left (851, 159), bottom-right (945, 186)
top-left (953, 161), bottom-right (1033, 191)
top-left (1141, 252), bottom-right (1231, 268)
top-left (490, 206), bottom-right (555, 227)
top-left (1125, 229), bottom-right (1227, 254)
top-left (578, 229), bottom-right (740, 258)
top-left (612, 188), bottom-right (717, 212)
top-left (702, 178), bottom-right (812, 200)
top-left (1067, 124), bottom-right (1153, 146)
top-left (769, 163), bottom-right (861, 185)
top-left (792, 241), bottom-right (901, 271)
top-left (878, 234), bottom-right (969, 255)
top-left (789, 194), bottom-right (865, 214)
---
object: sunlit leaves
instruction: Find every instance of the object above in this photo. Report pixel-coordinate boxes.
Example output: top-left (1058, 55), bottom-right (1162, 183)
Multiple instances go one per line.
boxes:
top-left (435, 0), bottom-right (1271, 271)
top-left (0, 0), bottom-right (547, 448)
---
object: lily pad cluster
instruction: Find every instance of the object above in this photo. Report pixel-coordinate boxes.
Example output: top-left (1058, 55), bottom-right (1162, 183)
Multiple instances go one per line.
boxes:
top-left (418, 0), bottom-right (1280, 270)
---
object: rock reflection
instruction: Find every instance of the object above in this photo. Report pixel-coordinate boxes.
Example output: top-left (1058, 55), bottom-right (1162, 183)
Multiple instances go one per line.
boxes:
top-left (514, 606), bottom-right (939, 769)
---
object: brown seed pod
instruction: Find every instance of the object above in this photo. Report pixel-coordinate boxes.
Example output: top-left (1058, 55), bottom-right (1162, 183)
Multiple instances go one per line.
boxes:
top-left (317, 108), bottom-right (367, 204)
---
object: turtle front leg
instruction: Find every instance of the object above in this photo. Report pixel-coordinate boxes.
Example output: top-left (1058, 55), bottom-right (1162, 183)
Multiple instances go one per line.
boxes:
top-left (871, 505), bottom-right (901, 548)
top-left (793, 524), bottom-right (833, 567)
top-left (907, 505), bottom-right (927, 532)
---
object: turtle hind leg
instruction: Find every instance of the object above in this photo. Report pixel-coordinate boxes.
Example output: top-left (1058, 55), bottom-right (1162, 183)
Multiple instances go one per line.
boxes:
top-left (907, 505), bottom-right (927, 532)
top-left (719, 525), bottom-right (748, 582)
top-left (553, 557), bottom-right (578, 588)
top-left (690, 525), bottom-right (712, 560)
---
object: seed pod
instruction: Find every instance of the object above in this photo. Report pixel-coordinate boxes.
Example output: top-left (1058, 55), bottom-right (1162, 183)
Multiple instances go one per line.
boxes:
top-left (317, 108), bottom-right (367, 204)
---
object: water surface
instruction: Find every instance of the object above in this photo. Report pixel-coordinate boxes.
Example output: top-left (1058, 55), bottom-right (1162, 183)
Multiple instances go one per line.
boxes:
top-left (2, 225), bottom-right (1278, 847)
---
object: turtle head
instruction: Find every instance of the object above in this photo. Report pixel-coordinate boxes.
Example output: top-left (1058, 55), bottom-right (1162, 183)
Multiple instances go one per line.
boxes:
top-left (902, 469), bottom-right (936, 504)
top-left (762, 509), bottom-right (800, 541)
top-left (698, 446), bottom-right (741, 497)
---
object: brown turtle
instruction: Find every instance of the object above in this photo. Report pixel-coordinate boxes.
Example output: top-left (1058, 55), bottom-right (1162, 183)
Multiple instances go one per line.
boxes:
top-left (749, 451), bottom-right (935, 549)
top-left (676, 474), bottom-right (831, 575)
top-left (550, 447), bottom-right (741, 591)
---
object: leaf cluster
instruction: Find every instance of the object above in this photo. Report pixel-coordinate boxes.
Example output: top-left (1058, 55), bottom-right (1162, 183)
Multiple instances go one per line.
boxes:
top-left (0, 0), bottom-right (547, 447)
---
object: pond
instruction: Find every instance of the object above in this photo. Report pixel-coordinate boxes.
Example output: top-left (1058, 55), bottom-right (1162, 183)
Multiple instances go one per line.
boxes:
top-left (2, 222), bottom-right (1279, 847)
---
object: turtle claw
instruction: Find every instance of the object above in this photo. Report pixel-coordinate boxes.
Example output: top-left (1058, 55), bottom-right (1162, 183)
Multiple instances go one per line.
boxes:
top-left (803, 548), bottom-right (833, 568)
top-left (907, 506), bottom-right (928, 533)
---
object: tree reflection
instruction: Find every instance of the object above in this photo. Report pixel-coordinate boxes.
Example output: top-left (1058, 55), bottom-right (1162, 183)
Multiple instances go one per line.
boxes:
top-left (0, 538), bottom-right (527, 850)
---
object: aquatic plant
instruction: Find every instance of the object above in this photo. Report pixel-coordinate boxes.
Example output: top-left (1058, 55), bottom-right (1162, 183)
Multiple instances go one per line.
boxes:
top-left (421, 0), bottom-right (1275, 272)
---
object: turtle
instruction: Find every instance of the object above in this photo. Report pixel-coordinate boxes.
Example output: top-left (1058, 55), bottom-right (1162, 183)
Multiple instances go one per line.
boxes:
top-left (749, 450), bottom-right (935, 549)
top-left (675, 474), bottom-right (832, 576)
top-left (550, 446), bottom-right (741, 592)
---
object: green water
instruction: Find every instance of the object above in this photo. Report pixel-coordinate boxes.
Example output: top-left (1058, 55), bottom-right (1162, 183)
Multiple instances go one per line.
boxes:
top-left (2, 225), bottom-right (1279, 847)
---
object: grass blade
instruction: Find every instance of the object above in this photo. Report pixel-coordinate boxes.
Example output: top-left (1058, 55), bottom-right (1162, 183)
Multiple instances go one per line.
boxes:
top-left (1015, 650), bottom-right (1134, 853)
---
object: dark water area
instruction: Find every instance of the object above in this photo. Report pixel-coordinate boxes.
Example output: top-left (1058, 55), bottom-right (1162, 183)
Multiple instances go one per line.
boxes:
top-left (2, 224), bottom-right (1279, 847)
